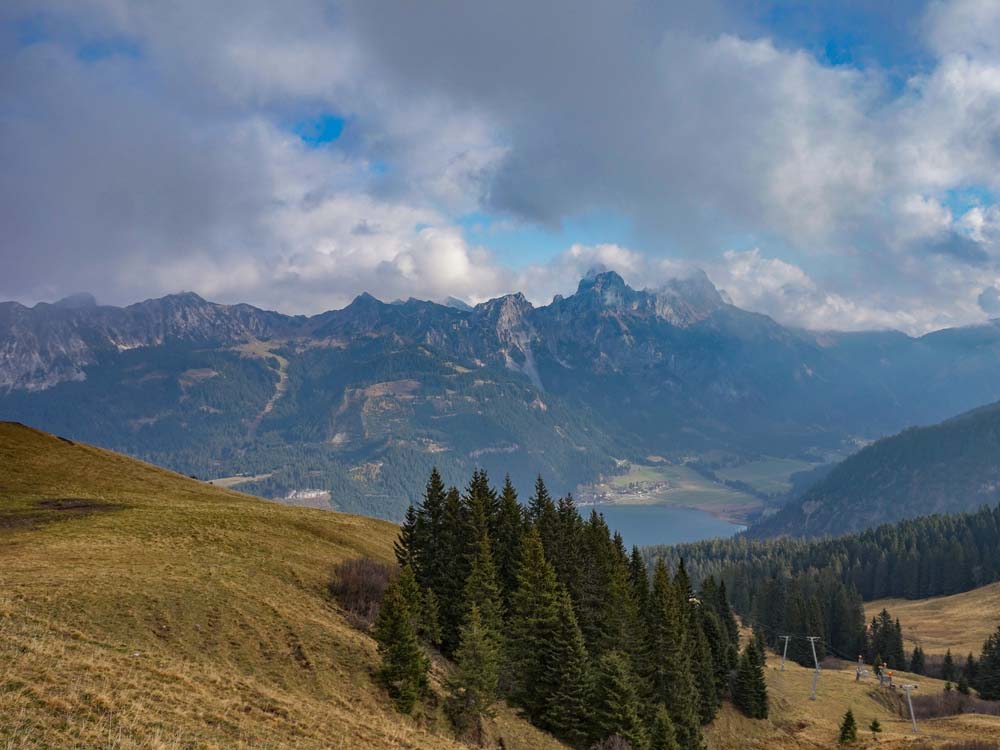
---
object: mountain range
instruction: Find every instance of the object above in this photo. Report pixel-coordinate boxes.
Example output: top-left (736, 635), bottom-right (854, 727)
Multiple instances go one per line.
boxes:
top-left (6, 269), bottom-right (1000, 522)
top-left (750, 399), bottom-right (1000, 538)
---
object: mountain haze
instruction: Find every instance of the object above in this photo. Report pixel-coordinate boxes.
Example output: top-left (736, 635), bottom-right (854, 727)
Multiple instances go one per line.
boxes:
top-left (7, 271), bottom-right (1000, 520)
top-left (750, 400), bottom-right (1000, 538)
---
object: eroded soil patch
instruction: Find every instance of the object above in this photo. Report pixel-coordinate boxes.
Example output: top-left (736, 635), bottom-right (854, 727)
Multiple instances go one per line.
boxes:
top-left (0, 497), bottom-right (123, 532)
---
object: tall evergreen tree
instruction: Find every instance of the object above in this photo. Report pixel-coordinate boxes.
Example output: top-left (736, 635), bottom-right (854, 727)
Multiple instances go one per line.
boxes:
top-left (590, 650), bottom-right (649, 750)
top-left (394, 504), bottom-right (419, 569)
top-left (395, 565), bottom-right (440, 645)
top-left (506, 528), bottom-right (561, 719)
top-left (552, 493), bottom-right (585, 600)
top-left (373, 577), bottom-right (429, 714)
top-left (650, 705), bottom-right (680, 750)
top-left (463, 534), bottom-right (504, 642)
top-left (528, 475), bottom-right (559, 561)
top-left (463, 469), bottom-right (499, 548)
top-left (494, 475), bottom-right (525, 608)
top-left (733, 640), bottom-right (768, 719)
top-left (542, 587), bottom-right (593, 748)
top-left (438, 486), bottom-right (469, 654)
top-left (909, 645), bottom-right (925, 676)
top-left (752, 625), bottom-right (768, 666)
top-left (964, 652), bottom-right (978, 685)
top-left (577, 509), bottom-right (616, 653)
top-left (446, 604), bottom-right (500, 740)
top-left (691, 621), bottom-right (720, 724)
top-left (629, 545), bottom-right (650, 615)
top-left (647, 560), bottom-right (703, 750)
top-left (976, 625), bottom-right (1000, 700)
top-left (943, 649), bottom-right (956, 681)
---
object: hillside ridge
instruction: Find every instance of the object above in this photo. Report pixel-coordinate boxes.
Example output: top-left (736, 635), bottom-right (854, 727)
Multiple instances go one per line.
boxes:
top-left (0, 421), bottom-right (562, 750)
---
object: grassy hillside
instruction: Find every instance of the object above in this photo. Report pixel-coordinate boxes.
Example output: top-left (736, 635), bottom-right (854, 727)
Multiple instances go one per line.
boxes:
top-left (3, 422), bottom-right (997, 749)
top-left (0, 422), bottom-right (561, 750)
top-left (709, 650), bottom-right (1000, 749)
top-left (867, 582), bottom-right (1000, 656)
top-left (751, 400), bottom-right (1000, 538)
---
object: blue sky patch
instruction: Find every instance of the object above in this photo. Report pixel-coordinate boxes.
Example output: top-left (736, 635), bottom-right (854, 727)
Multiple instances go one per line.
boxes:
top-left (293, 113), bottom-right (345, 147)
top-left (460, 211), bottom-right (634, 267)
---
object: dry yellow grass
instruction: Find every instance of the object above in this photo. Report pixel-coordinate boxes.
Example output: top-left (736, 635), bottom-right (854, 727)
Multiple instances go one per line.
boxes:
top-left (708, 653), bottom-right (1000, 749)
top-left (867, 583), bottom-right (1000, 656)
top-left (0, 422), bottom-right (562, 750)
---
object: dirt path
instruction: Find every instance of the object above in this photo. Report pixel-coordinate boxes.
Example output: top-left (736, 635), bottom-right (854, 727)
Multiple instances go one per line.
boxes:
top-left (236, 341), bottom-right (289, 441)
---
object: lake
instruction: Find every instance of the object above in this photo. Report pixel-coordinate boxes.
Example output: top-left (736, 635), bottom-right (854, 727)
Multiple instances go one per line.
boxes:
top-left (587, 503), bottom-right (745, 548)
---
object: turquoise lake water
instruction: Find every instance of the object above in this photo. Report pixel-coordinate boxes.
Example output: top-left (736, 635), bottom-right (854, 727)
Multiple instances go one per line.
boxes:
top-left (587, 503), bottom-right (745, 548)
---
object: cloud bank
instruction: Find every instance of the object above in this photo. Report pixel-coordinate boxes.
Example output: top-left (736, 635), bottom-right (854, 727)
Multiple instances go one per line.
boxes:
top-left (2, 0), bottom-right (1000, 334)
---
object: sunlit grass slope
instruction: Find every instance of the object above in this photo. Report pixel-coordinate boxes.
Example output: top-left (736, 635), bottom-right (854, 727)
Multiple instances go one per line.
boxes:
top-left (0, 422), bottom-right (561, 750)
top-left (867, 582), bottom-right (1000, 656)
top-left (708, 652), bottom-right (1000, 749)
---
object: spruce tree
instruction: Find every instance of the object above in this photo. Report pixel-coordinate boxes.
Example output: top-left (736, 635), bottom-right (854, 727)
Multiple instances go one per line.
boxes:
top-left (752, 625), bottom-right (768, 666)
top-left (691, 623), bottom-right (720, 724)
top-left (717, 580), bottom-right (741, 649)
top-left (590, 650), bottom-right (649, 750)
top-left (552, 493), bottom-right (585, 600)
top-left (976, 625), bottom-right (1000, 700)
top-left (421, 587), bottom-right (442, 646)
top-left (699, 609), bottom-right (732, 698)
top-left (412, 468), bottom-right (447, 590)
top-left (542, 587), bottom-right (593, 748)
top-left (395, 504), bottom-right (419, 569)
top-left (373, 578), bottom-right (429, 714)
top-left (869, 718), bottom-right (882, 738)
top-left (629, 545), bottom-right (650, 615)
top-left (650, 705), bottom-right (680, 750)
top-left (528, 475), bottom-right (559, 561)
top-left (463, 469), bottom-right (498, 549)
top-left (506, 527), bottom-right (561, 719)
top-left (463, 534), bottom-right (504, 643)
top-left (494, 475), bottom-right (525, 608)
top-left (446, 604), bottom-right (500, 740)
top-left (733, 640), bottom-right (768, 719)
top-left (438, 486), bottom-right (468, 654)
top-left (909, 645), bottom-right (925, 675)
top-left (647, 560), bottom-right (702, 750)
top-left (838, 709), bottom-right (858, 746)
top-left (395, 565), bottom-right (439, 644)
top-left (964, 652), bottom-right (978, 686)
top-left (943, 649), bottom-right (956, 681)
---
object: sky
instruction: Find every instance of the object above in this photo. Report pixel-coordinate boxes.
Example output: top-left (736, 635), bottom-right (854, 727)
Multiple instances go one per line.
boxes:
top-left (3, 0), bottom-right (1000, 334)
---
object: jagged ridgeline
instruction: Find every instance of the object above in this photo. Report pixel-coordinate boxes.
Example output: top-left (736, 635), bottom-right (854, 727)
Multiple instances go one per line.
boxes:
top-left (648, 503), bottom-right (1000, 664)
top-left (11, 271), bottom-right (1000, 523)
top-left (386, 467), bottom-right (765, 749)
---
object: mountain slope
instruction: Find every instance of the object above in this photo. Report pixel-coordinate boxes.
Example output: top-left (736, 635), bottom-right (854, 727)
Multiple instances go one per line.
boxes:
top-left (9, 271), bottom-right (1000, 521)
top-left (750, 400), bottom-right (1000, 538)
top-left (866, 582), bottom-right (1000, 656)
top-left (0, 422), bottom-right (562, 750)
top-left (2, 423), bottom-right (997, 749)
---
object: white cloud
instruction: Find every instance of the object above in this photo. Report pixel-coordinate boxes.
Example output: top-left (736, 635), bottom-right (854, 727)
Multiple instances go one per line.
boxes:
top-left (4, 0), bottom-right (1000, 337)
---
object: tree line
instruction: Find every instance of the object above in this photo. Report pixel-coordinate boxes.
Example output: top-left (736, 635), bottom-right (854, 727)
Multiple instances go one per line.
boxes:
top-left (646, 504), bottom-right (1000, 664)
top-left (372, 469), bottom-right (768, 749)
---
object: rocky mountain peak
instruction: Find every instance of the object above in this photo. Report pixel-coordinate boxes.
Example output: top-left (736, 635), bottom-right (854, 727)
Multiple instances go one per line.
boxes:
top-left (653, 270), bottom-right (725, 326)
top-left (52, 293), bottom-right (98, 310)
